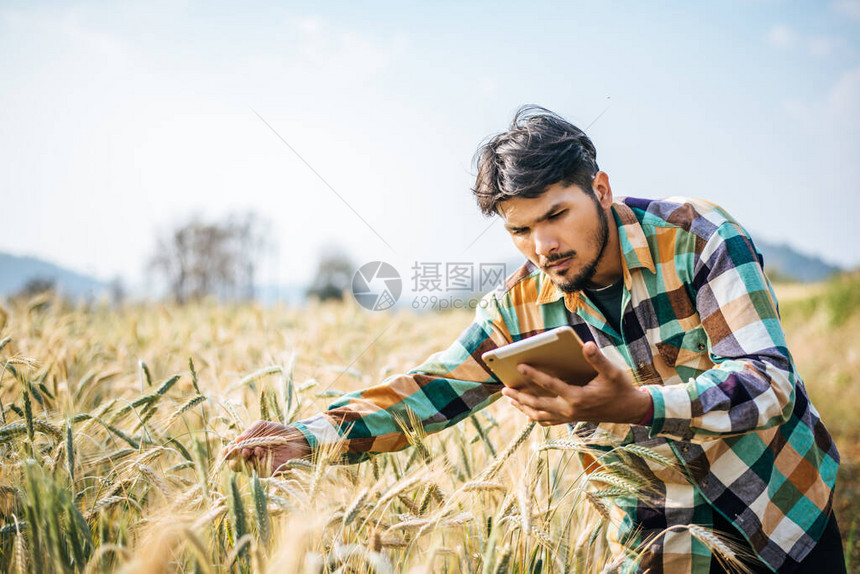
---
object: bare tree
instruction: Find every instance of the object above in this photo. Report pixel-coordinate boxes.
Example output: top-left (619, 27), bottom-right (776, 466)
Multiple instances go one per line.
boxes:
top-left (150, 212), bottom-right (270, 303)
top-left (307, 246), bottom-right (355, 302)
top-left (15, 277), bottom-right (56, 298)
top-left (229, 213), bottom-right (269, 300)
top-left (108, 276), bottom-right (126, 307)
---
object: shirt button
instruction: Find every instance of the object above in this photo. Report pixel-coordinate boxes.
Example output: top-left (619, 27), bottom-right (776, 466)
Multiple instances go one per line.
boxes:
top-left (681, 445), bottom-right (689, 453)
top-left (637, 361), bottom-right (646, 369)
top-left (697, 343), bottom-right (706, 351)
top-left (702, 479), bottom-right (709, 488)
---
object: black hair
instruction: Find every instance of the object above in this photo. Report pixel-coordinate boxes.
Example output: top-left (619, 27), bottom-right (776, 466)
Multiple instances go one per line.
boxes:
top-left (472, 105), bottom-right (599, 217)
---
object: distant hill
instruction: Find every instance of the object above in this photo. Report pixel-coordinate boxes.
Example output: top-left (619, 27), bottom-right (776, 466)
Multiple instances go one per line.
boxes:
top-left (754, 238), bottom-right (842, 283)
top-left (0, 253), bottom-right (107, 299)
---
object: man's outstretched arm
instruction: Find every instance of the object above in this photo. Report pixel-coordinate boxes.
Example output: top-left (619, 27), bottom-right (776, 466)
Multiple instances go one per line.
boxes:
top-left (224, 292), bottom-right (512, 473)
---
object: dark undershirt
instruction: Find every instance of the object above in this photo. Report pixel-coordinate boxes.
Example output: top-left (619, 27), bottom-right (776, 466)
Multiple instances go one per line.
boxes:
top-left (583, 279), bottom-right (624, 335)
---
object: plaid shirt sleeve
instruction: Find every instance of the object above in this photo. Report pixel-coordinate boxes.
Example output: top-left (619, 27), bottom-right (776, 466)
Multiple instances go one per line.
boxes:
top-left (291, 292), bottom-right (511, 463)
top-left (644, 220), bottom-right (797, 443)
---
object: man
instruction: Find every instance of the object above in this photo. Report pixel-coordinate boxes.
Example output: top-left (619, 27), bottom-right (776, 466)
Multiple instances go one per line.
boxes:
top-left (225, 106), bottom-right (844, 573)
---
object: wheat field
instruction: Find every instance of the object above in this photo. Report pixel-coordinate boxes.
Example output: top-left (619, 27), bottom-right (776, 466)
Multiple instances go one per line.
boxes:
top-left (0, 276), bottom-right (856, 573)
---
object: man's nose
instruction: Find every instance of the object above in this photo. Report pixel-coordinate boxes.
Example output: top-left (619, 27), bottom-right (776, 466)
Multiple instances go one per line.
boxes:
top-left (533, 228), bottom-right (559, 257)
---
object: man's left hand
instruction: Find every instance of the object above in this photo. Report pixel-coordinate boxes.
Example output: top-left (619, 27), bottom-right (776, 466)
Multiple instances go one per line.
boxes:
top-left (501, 341), bottom-right (652, 426)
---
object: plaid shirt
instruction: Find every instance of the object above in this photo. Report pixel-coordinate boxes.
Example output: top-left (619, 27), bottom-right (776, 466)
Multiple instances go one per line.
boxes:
top-left (293, 196), bottom-right (840, 573)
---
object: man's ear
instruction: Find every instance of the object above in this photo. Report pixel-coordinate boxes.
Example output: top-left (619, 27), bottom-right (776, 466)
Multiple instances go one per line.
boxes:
top-left (592, 171), bottom-right (613, 208)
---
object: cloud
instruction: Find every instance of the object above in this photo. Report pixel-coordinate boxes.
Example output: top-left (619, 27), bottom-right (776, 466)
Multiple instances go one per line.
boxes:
top-left (783, 64), bottom-right (860, 181)
top-left (766, 24), bottom-right (795, 48)
top-left (1, 6), bottom-right (129, 64)
top-left (785, 64), bottom-right (860, 124)
top-left (832, 0), bottom-right (860, 20)
top-left (807, 36), bottom-right (841, 57)
top-left (765, 24), bottom-right (845, 58)
top-left (299, 16), bottom-right (322, 35)
top-left (289, 15), bottom-right (406, 83)
top-left (780, 64), bottom-right (860, 267)
top-left (827, 65), bottom-right (860, 118)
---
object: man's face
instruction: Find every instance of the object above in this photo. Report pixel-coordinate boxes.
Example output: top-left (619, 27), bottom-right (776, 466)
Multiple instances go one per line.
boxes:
top-left (499, 180), bottom-right (610, 293)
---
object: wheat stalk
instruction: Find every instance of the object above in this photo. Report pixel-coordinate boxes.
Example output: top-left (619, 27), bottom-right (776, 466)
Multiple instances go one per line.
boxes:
top-left (493, 542), bottom-right (512, 574)
top-left (376, 472), bottom-right (427, 508)
top-left (343, 487), bottom-right (370, 527)
top-left (226, 366), bottom-right (283, 393)
top-left (252, 473), bottom-right (270, 545)
top-left (475, 421), bottom-right (535, 481)
top-left (586, 472), bottom-right (641, 494)
top-left (192, 502), bottom-right (228, 529)
top-left (85, 496), bottom-right (143, 519)
top-left (165, 395), bottom-right (206, 427)
top-left (462, 481), bottom-right (506, 493)
top-left (135, 463), bottom-right (170, 498)
top-left (82, 544), bottom-right (131, 574)
top-left (585, 492), bottom-right (611, 520)
top-left (225, 435), bottom-right (293, 453)
top-left (13, 516), bottom-right (26, 574)
top-left (618, 443), bottom-right (679, 469)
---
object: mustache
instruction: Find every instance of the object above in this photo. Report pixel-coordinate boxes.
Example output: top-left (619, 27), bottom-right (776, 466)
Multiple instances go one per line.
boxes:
top-left (543, 250), bottom-right (576, 266)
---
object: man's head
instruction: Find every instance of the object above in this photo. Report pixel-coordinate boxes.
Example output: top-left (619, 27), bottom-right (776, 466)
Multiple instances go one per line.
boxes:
top-left (472, 105), bottom-right (600, 218)
top-left (473, 106), bottom-right (618, 292)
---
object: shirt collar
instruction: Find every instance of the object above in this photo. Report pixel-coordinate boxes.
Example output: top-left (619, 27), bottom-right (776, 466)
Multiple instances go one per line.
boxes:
top-left (536, 198), bottom-right (656, 309)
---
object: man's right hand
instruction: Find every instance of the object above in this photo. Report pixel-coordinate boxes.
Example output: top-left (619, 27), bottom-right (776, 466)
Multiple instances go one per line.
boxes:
top-left (222, 420), bottom-right (311, 476)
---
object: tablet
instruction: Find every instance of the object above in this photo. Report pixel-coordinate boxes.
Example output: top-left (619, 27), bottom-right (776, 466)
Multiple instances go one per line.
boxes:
top-left (481, 326), bottom-right (596, 396)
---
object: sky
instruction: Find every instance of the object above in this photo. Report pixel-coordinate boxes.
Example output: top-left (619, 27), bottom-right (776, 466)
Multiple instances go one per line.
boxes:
top-left (1, 0), bottom-right (858, 295)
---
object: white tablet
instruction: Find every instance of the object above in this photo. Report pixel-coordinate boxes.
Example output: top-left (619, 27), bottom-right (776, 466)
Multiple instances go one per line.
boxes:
top-left (482, 326), bottom-right (597, 396)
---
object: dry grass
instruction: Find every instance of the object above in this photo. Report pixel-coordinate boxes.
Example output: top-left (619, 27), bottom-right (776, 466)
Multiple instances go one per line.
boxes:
top-left (0, 277), bottom-right (854, 572)
top-left (776, 275), bottom-right (860, 569)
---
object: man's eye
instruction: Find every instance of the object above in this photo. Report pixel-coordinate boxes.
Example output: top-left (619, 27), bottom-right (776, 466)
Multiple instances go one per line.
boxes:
top-left (512, 228), bottom-right (528, 236)
top-left (548, 210), bottom-right (566, 220)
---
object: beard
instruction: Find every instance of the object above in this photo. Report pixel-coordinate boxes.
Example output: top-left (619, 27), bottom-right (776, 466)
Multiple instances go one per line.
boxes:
top-left (548, 195), bottom-right (610, 294)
